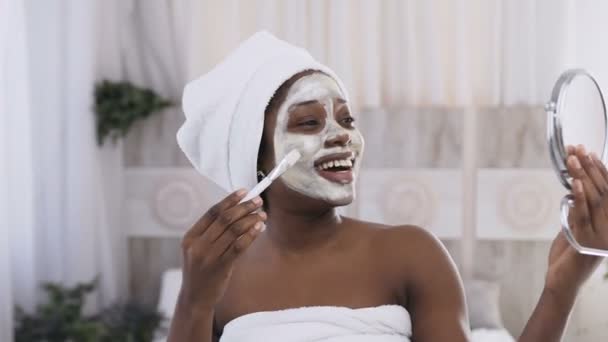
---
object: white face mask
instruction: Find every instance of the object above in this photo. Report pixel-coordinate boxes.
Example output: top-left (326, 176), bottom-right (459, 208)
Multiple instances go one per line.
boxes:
top-left (273, 73), bottom-right (365, 205)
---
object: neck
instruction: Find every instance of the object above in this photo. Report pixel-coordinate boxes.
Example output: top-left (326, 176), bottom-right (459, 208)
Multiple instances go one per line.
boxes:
top-left (265, 200), bottom-right (343, 253)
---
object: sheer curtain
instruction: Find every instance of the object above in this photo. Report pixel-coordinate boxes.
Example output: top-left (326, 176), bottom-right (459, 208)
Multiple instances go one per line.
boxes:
top-left (1, 0), bottom-right (127, 336)
top-left (185, 0), bottom-right (574, 110)
top-left (1, 0), bottom-right (32, 340)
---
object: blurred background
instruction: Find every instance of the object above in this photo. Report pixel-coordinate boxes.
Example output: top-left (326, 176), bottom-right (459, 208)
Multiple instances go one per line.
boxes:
top-left (3, 0), bottom-right (608, 341)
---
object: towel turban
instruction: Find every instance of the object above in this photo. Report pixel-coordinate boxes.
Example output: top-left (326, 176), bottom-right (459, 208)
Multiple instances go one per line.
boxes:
top-left (177, 31), bottom-right (348, 193)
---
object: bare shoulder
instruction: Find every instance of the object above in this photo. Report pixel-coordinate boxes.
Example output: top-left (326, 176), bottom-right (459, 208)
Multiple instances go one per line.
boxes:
top-left (375, 224), bottom-right (445, 250)
top-left (345, 217), bottom-right (451, 264)
top-left (343, 218), bottom-right (458, 280)
top-left (344, 218), bottom-right (468, 338)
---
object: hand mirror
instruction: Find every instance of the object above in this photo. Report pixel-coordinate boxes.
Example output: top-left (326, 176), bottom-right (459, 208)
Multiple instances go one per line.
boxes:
top-left (546, 69), bottom-right (608, 256)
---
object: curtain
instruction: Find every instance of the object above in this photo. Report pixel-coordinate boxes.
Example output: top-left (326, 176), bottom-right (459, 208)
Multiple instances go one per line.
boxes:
top-left (119, 0), bottom-right (196, 167)
top-left (184, 0), bottom-right (574, 110)
top-left (25, 0), bottom-right (125, 306)
top-left (0, 0), bottom-right (32, 339)
top-left (0, 0), bottom-right (128, 336)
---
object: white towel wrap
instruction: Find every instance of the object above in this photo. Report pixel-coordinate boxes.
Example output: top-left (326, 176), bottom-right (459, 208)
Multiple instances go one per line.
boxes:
top-left (177, 31), bottom-right (348, 193)
top-left (220, 305), bottom-right (412, 342)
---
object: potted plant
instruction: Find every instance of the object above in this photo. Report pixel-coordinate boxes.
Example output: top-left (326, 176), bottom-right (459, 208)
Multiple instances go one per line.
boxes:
top-left (15, 279), bottom-right (165, 342)
top-left (94, 80), bottom-right (173, 146)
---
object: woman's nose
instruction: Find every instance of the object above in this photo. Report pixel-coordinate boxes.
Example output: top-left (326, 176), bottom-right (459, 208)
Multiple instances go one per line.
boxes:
top-left (325, 133), bottom-right (351, 148)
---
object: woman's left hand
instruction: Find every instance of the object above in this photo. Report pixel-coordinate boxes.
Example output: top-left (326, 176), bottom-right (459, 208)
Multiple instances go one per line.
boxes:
top-left (545, 145), bottom-right (607, 299)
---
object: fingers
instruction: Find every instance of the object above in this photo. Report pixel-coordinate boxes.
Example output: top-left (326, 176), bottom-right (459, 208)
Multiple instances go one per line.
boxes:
top-left (566, 145), bottom-right (576, 156)
top-left (568, 145), bottom-right (604, 204)
top-left (576, 146), bottom-right (608, 233)
top-left (571, 178), bottom-right (593, 234)
top-left (578, 149), bottom-right (608, 203)
top-left (208, 211), bottom-right (267, 260)
top-left (567, 149), bottom-right (604, 234)
top-left (201, 196), bottom-right (264, 245)
top-left (182, 189), bottom-right (248, 246)
top-left (591, 152), bottom-right (608, 183)
top-left (567, 152), bottom-right (597, 202)
top-left (221, 223), bottom-right (264, 264)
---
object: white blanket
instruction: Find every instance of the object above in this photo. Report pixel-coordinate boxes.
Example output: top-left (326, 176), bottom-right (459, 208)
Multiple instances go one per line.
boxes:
top-left (220, 305), bottom-right (412, 342)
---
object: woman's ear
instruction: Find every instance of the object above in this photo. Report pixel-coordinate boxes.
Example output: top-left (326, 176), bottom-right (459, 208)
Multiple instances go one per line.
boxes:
top-left (257, 169), bottom-right (266, 182)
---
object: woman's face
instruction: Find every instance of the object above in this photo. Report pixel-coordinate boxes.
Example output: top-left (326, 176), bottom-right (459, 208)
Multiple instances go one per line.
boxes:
top-left (261, 72), bottom-right (365, 206)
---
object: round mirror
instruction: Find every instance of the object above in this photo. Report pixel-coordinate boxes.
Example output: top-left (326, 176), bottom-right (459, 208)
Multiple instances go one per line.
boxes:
top-left (546, 69), bottom-right (608, 256)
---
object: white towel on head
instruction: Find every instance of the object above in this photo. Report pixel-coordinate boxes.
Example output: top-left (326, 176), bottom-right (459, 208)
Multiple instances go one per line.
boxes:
top-left (219, 305), bottom-right (412, 342)
top-left (177, 31), bottom-right (349, 193)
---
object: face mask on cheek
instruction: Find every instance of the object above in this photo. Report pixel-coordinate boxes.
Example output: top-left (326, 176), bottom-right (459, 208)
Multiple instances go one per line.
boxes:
top-left (273, 73), bottom-right (365, 205)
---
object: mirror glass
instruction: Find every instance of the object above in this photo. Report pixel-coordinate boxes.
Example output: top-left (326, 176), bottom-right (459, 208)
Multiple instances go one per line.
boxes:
top-left (559, 74), bottom-right (606, 171)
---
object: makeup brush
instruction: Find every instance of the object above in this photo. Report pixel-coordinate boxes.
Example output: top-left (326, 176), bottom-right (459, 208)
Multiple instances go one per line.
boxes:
top-left (240, 149), bottom-right (302, 203)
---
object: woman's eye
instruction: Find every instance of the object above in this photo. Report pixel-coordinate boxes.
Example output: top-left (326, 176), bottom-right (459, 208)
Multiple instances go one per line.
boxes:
top-left (342, 117), bottom-right (355, 125)
top-left (300, 120), bottom-right (319, 126)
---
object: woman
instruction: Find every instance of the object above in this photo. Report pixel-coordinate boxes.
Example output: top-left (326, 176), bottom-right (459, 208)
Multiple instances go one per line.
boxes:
top-left (169, 32), bottom-right (607, 341)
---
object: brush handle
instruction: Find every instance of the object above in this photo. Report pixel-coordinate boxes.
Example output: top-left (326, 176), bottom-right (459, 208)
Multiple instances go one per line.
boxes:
top-left (239, 150), bottom-right (300, 204)
top-left (240, 177), bottom-right (272, 203)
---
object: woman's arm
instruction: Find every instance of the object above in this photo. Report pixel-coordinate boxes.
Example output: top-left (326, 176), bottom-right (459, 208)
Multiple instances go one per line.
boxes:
top-left (390, 146), bottom-right (608, 342)
top-left (518, 285), bottom-right (576, 342)
top-left (519, 146), bottom-right (605, 341)
top-left (518, 233), bottom-right (600, 342)
top-left (402, 145), bottom-right (604, 342)
top-left (167, 190), bottom-right (266, 342)
top-left (401, 226), bottom-right (592, 342)
top-left (167, 291), bottom-right (217, 342)
top-left (519, 234), bottom-right (588, 341)
top-left (393, 226), bottom-right (470, 342)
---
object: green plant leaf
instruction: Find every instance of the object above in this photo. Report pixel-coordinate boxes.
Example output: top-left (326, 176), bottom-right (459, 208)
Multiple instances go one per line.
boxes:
top-left (15, 277), bottom-right (165, 342)
top-left (94, 80), bottom-right (173, 146)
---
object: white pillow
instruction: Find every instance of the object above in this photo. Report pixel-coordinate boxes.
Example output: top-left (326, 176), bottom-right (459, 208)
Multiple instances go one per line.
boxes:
top-left (471, 328), bottom-right (516, 342)
top-left (464, 279), bottom-right (504, 330)
top-left (158, 268), bottom-right (182, 320)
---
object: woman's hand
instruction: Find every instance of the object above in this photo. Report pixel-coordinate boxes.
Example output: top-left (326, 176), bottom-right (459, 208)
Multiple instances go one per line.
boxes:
top-left (179, 189), bottom-right (267, 311)
top-left (519, 145), bottom-right (607, 342)
top-left (545, 145), bottom-right (607, 298)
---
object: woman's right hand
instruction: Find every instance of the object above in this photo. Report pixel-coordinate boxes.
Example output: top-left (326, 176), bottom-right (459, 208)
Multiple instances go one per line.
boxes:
top-left (178, 189), bottom-right (267, 311)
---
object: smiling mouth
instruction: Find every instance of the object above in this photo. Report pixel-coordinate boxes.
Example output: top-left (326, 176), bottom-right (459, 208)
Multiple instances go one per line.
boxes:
top-left (313, 152), bottom-right (356, 184)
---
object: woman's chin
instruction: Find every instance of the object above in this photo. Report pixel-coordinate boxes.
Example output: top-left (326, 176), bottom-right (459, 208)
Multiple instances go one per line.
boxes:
top-left (313, 190), bottom-right (355, 207)
top-left (324, 193), bottom-right (354, 207)
top-left (281, 178), bottom-right (356, 208)
top-left (292, 188), bottom-right (354, 208)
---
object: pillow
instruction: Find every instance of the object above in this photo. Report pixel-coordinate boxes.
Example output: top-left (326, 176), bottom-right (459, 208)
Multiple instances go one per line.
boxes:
top-left (157, 268), bottom-right (182, 320)
top-left (463, 278), bottom-right (504, 330)
top-left (471, 328), bottom-right (515, 342)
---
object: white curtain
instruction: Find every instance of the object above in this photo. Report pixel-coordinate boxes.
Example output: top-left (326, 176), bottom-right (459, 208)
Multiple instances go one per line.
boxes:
top-left (0, 0), bottom-right (127, 336)
top-left (0, 0), bottom-right (32, 340)
top-left (185, 0), bottom-right (574, 110)
top-left (118, 0), bottom-right (195, 166)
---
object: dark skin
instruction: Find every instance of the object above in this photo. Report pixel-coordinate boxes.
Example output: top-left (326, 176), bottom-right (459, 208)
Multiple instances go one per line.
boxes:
top-left (169, 71), bottom-right (608, 342)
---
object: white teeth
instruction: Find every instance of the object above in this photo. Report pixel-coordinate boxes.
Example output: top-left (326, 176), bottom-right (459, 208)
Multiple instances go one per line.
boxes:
top-left (317, 158), bottom-right (355, 170)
